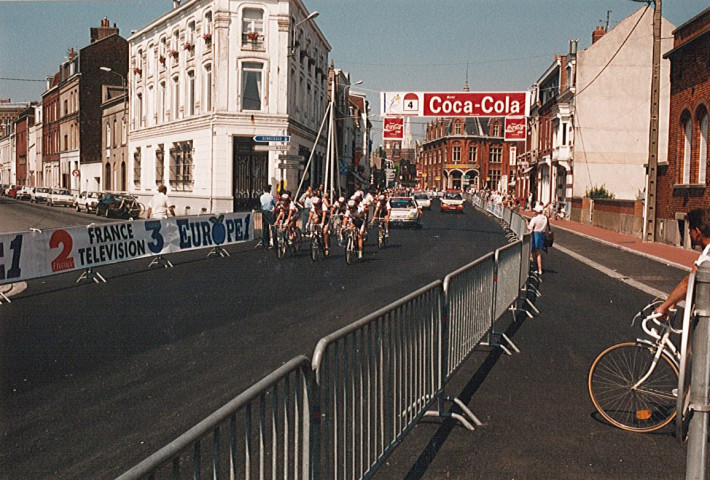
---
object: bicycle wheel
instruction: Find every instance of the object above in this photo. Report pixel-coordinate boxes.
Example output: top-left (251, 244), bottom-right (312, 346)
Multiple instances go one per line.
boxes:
top-left (588, 342), bottom-right (678, 433)
top-left (377, 225), bottom-right (384, 250)
top-left (276, 231), bottom-right (287, 259)
top-left (310, 234), bottom-right (321, 262)
top-left (292, 227), bottom-right (302, 253)
top-left (345, 234), bottom-right (357, 265)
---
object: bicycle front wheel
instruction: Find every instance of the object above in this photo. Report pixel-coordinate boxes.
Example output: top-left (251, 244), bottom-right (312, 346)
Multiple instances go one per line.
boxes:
top-left (588, 342), bottom-right (678, 433)
top-left (345, 235), bottom-right (356, 265)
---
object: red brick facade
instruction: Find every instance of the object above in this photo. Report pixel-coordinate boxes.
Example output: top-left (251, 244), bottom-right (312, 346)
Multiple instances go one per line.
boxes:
top-left (14, 107), bottom-right (34, 186)
top-left (656, 8), bottom-right (710, 226)
top-left (419, 117), bottom-right (520, 191)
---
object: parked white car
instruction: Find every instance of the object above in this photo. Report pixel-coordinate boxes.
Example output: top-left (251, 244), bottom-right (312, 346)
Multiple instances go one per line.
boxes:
top-left (47, 188), bottom-right (74, 207)
top-left (17, 186), bottom-right (33, 201)
top-left (75, 191), bottom-right (101, 213)
top-left (30, 187), bottom-right (51, 203)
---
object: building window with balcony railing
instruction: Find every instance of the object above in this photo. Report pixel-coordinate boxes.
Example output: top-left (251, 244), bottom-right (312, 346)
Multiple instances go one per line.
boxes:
top-left (489, 146), bottom-right (502, 164)
top-left (242, 8), bottom-right (264, 48)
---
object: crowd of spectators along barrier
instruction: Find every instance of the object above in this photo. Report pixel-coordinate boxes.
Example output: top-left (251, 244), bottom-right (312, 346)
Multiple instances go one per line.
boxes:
top-left (116, 198), bottom-right (535, 480)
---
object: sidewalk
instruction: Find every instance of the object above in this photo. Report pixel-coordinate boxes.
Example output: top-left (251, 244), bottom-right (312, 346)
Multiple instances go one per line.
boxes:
top-left (524, 211), bottom-right (697, 272)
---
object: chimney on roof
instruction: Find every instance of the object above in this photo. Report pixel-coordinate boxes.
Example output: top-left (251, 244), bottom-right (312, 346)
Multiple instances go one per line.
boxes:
top-left (592, 25), bottom-right (606, 45)
top-left (68, 47), bottom-right (77, 60)
top-left (90, 17), bottom-right (119, 43)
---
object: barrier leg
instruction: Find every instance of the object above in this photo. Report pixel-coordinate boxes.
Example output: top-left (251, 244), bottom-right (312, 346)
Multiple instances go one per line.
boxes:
top-left (148, 255), bottom-right (174, 268)
top-left (0, 291), bottom-right (11, 304)
top-left (76, 268), bottom-right (107, 284)
top-left (207, 246), bottom-right (230, 258)
top-left (424, 395), bottom-right (482, 431)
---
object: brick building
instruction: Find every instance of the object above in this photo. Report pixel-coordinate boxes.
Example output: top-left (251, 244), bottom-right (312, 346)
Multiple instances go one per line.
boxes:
top-left (42, 73), bottom-right (61, 187)
top-left (655, 7), bottom-right (710, 248)
top-left (0, 99), bottom-right (30, 184)
top-left (419, 117), bottom-right (520, 192)
top-left (42, 18), bottom-right (128, 192)
top-left (14, 106), bottom-right (36, 187)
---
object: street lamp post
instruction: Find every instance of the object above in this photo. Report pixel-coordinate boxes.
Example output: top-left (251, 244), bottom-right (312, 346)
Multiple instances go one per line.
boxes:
top-left (289, 11), bottom-right (319, 56)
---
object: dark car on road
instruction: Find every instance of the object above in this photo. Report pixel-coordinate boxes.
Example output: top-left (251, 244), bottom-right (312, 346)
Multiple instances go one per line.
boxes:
top-left (96, 193), bottom-right (142, 219)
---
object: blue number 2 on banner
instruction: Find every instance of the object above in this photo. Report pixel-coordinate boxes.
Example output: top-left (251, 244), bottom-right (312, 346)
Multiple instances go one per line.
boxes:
top-left (0, 234), bottom-right (23, 280)
top-left (144, 221), bottom-right (165, 254)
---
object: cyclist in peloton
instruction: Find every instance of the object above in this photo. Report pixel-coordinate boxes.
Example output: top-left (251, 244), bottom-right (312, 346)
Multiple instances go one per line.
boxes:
top-left (274, 193), bottom-right (300, 243)
top-left (343, 198), bottom-right (366, 259)
top-left (371, 192), bottom-right (391, 237)
top-left (307, 195), bottom-right (331, 255)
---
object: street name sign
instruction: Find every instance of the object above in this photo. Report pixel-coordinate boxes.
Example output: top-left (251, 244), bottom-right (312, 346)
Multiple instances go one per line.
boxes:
top-left (253, 135), bottom-right (290, 143)
top-left (253, 144), bottom-right (289, 152)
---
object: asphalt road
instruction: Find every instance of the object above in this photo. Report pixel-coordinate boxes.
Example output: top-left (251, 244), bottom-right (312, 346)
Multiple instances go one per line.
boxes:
top-left (374, 215), bottom-right (692, 480)
top-left (0, 196), bottom-right (115, 233)
top-left (0, 199), bottom-right (509, 479)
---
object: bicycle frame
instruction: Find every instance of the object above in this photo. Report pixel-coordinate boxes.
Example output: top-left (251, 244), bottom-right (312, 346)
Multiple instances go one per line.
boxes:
top-left (631, 315), bottom-right (681, 390)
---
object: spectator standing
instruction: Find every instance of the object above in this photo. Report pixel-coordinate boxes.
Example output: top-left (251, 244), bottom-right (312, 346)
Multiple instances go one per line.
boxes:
top-left (147, 184), bottom-right (175, 219)
top-left (299, 186), bottom-right (313, 234)
top-left (259, 185), bottom-right (275, 249)
top-left (528, 204), bottom-right (548, 275)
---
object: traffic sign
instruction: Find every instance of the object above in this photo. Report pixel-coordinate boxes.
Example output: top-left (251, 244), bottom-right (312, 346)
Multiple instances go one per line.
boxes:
top-left (254, 135), bottom-right (290, 143)
top-left (278, 154), bottom-right (303, 161)
top-left (253, 144), bottom-right (289, 152)
top-left (277, 163), bottom-right (304, 170)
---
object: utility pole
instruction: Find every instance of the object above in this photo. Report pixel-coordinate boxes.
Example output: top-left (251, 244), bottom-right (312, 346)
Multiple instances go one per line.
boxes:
top-left (643, 0), bottom-right (661, 242)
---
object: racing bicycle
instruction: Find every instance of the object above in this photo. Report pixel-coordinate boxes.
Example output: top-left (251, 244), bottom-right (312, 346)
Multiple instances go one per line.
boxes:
top-left (372, 216), bottom-right (389, 249)
top-left (273, 223), bottom-right (302, 259)
top-left (344, 224), bottom-right (360, 265)
top-left (588, 300), bottom-right (690, 433)
top-left (310, 223), bottom-right (329, 261)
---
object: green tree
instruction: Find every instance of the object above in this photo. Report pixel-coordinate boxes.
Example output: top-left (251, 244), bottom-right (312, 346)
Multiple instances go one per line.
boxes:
top-left (585, 184), bottom-right (615, 199)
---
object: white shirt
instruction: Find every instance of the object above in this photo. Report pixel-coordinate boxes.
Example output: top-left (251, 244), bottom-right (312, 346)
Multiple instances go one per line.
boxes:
top-left (528, 213), bottom-right (548, 233)
top-left (149, 192), bottom-right (171, 219)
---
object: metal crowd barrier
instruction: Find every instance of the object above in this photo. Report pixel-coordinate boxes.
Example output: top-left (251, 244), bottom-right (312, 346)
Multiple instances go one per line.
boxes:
top-left (441, 253), bottom-right (495, 382)
top-left (116, 355), bottom-right (313, 480)
top-left (310, 281), bottom-right (443, 479)
top-left (118, 199), bottom-right (537, 480)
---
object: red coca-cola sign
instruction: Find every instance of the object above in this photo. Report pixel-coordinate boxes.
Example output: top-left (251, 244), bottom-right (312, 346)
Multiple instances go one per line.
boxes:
top-left (422, 92), bottom-right (526, 117)
top-left (383, 117), bottom-right (404, 139)
top-left (504, 117), bottom-right (527, 141)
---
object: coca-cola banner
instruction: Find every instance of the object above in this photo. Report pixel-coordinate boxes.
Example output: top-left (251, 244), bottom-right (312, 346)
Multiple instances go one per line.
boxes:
top-left (504, 117), bottom-right (527, 141)
top-left (383, 117), bottom-right (404, 139)
top-left (381, 91), bottom-right (530, 117)
top-left (0, 212), bottom-right (253, 286)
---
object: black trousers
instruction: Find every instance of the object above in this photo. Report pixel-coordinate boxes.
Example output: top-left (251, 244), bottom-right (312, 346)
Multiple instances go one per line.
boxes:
top-left (262, 210), bottom-right (274, 247)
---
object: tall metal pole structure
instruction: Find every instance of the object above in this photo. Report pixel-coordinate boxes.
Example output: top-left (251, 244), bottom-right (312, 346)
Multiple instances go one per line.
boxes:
top-left (643, 0), bottom-right (662, 242)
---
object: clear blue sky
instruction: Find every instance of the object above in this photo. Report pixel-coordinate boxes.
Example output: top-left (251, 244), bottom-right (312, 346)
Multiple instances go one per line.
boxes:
top-left (1, 0), bottom-right (707, 142)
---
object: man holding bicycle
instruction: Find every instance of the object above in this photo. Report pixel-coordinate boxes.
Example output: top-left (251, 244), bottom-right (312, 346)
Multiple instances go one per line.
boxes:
top-left (656, 207), bottom-right (710, 316)
top-left (147, 184), bottom-right (175, 219)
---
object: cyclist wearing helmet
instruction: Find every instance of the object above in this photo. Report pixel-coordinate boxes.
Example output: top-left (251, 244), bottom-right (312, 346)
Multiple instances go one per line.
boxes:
top-left (371, 192), bottom-right (391, 237)
top-left (343, 198), bottom-right (366, 259)
top-left (274, 193), bottom-right (300, 241)
top-left (307, 195), bottom-right (331, 254)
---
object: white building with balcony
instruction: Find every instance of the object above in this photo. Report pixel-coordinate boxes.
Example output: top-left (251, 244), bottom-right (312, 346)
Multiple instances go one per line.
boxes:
top-left (128, 0), bottom-right (330, 213)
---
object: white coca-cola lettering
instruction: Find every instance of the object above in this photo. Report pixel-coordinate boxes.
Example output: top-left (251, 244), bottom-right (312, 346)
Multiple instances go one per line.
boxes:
top-left (506, 123), bottom-right (525, 133)
top-left (480, 96), bottom-right (522, 115)
top-left (384, 122), bottom-right (403, 132)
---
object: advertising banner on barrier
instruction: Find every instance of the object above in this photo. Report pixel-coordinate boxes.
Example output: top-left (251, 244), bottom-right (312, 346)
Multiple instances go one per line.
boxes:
top-left (0, 212), bottom-right (253, 286)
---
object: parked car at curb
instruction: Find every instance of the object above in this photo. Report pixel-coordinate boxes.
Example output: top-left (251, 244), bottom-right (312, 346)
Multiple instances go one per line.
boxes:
top-left (388, 196), bottom-right (422, 228)
top-left (0, 184), bottom-right (8, 196)
top-left (30, 187), bottom-right (51, 203)
top-left (17, 186), bottom-right (33, 200)
top-left (440, 190), bottom-right (465, 213)
top-left (413, 192), bottom-right (431, 210)
top-left (6, 185), bottom-right (17, 198)
top-left (47, 188), bottom-right (74, 207)
top-left (75, 191), bottom-right (101, 213)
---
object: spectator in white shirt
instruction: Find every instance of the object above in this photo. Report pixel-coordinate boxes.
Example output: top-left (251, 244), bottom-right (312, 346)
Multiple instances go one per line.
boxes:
top-left (147, 184), bottom-right (175, 219)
